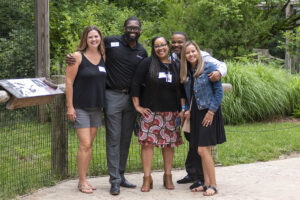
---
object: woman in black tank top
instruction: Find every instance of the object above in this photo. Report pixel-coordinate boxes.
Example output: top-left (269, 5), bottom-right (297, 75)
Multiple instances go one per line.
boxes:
top-left (65, 26), bottom-right (106, 194)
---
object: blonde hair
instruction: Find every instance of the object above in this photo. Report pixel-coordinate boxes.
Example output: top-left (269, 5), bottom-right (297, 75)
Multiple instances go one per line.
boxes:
top-left (77, 25), bottom-right (105, 59)
top-left (180, 41), bottom-right (204, 84)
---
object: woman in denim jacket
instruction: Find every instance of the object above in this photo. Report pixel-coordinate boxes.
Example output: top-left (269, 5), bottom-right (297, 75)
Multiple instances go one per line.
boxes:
top-left (180, 41), bottom-right (226, 196)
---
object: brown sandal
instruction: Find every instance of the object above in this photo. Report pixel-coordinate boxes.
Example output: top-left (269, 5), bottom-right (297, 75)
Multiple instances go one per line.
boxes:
top-left (163, 174), bottom-right (174, 190)
top-left (78, 183), bottom-right (93, 194)
top-left (88, 183), bottom-right (96, 190)
top-left (141, 175), bottom-right (153, 192)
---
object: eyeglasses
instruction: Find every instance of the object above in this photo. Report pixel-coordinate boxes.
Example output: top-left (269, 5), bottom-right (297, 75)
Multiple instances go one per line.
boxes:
top-left (125, 26), bottom-right (141, 32)
top-left (154, 43), bottom-right (168, 49)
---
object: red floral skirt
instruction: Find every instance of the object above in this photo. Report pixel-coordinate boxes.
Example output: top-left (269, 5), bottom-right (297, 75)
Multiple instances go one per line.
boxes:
top-left (139, 111), bottom-right (183, 148)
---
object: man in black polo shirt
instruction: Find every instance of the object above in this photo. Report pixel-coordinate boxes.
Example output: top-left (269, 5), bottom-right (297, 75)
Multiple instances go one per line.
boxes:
top-left (66, 17), bottom-right (147, 195)
top-left (104, 17), bottom-right (147, 195)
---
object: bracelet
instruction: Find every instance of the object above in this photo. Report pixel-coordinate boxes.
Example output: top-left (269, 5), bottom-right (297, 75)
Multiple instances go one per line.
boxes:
top-left (208, 110), bottom-right (214, 115)
top-left (181, 105), bottom-right (186, 109)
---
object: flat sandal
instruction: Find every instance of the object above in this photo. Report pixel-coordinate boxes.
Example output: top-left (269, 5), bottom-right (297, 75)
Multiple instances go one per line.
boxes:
top-left (203, 185), bottom-right (217, 196)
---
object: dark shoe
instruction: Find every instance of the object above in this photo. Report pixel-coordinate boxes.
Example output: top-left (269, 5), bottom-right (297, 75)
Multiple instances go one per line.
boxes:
top-left (120, 178), bottom-right (136, 188)
top-left (110, 183), bottom-right (120, 195)
top-left (189, 180), bottom-right (204, 190)
top-left (177, 175), bottom-right (193, 184)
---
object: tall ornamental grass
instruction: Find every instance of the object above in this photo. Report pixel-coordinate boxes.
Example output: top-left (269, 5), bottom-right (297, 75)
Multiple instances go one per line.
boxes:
top-left (222, 61), bottom-right (300, 124)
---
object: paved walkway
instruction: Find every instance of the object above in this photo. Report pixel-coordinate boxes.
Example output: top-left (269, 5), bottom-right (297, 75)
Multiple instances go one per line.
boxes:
top-left (19, 156), bottom-right (300, 200)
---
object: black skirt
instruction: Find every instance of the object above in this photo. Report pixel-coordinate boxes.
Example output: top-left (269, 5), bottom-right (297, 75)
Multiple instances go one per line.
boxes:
top-left (190, 97), bottom-right (226, 147)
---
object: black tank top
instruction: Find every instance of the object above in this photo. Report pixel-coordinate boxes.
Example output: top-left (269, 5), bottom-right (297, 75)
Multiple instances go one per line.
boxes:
top-left (73, 53), bottom-right (106, 109)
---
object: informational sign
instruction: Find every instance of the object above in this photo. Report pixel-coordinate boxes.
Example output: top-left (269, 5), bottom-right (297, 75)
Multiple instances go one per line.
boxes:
top-left (0, 77), bottom-right (64, 109)
top-left (0, 78), bottom-right (63, 98)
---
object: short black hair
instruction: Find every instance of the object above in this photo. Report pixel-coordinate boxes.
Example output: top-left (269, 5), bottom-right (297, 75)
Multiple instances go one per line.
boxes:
top-left (172, 31), bottom-right (188, 41)
top-left (124, 16), bottom-right (141, 27)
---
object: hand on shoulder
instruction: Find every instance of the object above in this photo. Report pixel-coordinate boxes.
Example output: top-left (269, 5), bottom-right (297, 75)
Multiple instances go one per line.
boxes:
top-left (65, 51), bottom-right (82, 66)
top-left (68, 51), bottom-right (82, 67)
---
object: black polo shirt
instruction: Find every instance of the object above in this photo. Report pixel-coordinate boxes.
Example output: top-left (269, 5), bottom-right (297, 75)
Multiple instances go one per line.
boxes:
top-left (104, 35), bottom-right (148, 90)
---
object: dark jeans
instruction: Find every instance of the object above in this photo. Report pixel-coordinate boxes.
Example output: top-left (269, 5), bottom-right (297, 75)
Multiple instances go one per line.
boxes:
top-left (184, 132), bottom-right (204, 182)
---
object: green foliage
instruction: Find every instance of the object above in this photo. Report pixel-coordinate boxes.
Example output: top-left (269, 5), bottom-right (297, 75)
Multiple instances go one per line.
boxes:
top-left (151, 0), bottom-right (289, 59)
top-left (222, 61), bottom-right (300, 124)
top-left (0, 29), bottom-right (35, 79)
top-left (49, 0), bottom-right (136, 74)
top-left (291, 78), bottom-right (300, 118)
top-left (111, 0), bottom-right (168, 21)
top-left (219, 122), bottom-right (300, 166)
top-left (0, 0), bottom-right (33, 38)
top-left (2, 0), bottom-right (297, 78)
top-left (293, 107), bottom-right (300, 118)
top-left (280, 27), bottom-right (300, 59)
top-left (0, 0), bottom-right (34, 79)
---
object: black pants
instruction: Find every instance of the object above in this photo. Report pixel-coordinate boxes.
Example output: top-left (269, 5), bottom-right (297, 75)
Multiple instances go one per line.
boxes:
top-left (184, 132), bottom-right (204, 182)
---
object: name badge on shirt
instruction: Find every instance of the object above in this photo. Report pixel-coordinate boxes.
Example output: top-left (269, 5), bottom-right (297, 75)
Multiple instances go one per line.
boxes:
top-left (98, 66), bottom-right (106, 73)
top-left (136, 55), bottom-right (143, 59)
top-left (166, 72), bottom-right (172, 83)
top-left (111, 42), bottom-right (119, 47)
top-left (158, 72), bottom-right (166, 78)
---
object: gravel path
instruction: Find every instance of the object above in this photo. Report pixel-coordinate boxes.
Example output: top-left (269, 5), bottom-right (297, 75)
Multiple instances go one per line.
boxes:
top-left (18, 156), bottom-right (300, 200)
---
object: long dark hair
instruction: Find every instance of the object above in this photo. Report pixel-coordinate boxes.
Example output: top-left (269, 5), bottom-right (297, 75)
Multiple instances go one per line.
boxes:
top-left (77, 25), bottom-right (105, 58)
top-left (149, 36), bottom-right (180, 93)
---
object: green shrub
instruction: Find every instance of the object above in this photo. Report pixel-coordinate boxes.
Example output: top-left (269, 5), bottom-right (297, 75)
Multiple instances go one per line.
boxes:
top-left (222, 61), bottom-right (300, 124)
top-left (50, 0), bottom-right (137, 74)
top-left (293, 106), bottom-right (300, 118)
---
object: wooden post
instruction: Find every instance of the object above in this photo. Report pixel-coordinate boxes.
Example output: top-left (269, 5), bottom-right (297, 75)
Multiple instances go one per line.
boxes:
top-left (285, 1), bottom-right (293, 73)
top-left (35, 0), bottom-right (50, 122)
top-left (51, 75), bottom-right (68, 178)
top-left (296, 5), bottom-right (300, 74)
top-left (35, 0), bottom-right (50, 77)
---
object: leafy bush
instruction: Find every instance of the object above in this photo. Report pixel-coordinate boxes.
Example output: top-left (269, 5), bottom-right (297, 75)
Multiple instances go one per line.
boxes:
top-left (154, 0), bottom-right (290, 60)
top-left (50, 0), bottom-right (136, 74)
top-left (222, 61), bottom-right (300, 124)
top-left (293, 107), bottom-right (300, 118)
top-left (0, 0), bottom-right (34, 79)
top-left (0, 29), bottom-right (35, 79)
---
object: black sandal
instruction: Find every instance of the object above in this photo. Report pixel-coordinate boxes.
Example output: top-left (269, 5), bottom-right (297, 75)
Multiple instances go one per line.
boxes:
top-left (203, 185), bottom-right (217, 196)
top-left (189, 181), bottom-right (202, 190)
top-left (191, 181), bottom-right (207, 192)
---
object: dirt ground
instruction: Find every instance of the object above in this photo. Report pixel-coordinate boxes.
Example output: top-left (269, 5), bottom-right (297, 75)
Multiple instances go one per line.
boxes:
top-left (18, 155), bottom-right (300, 200)
top-left (262, 116), bottom-right (300, 123)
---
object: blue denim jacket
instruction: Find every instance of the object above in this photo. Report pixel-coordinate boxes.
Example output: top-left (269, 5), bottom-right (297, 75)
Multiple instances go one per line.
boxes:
top-left (184, 62), bottom-right (223, 112)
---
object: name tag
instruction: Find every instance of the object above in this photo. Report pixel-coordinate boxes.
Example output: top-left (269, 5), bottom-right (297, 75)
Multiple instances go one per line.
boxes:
top-left (98, 66), bottom-right (106, 72)
top-left (166, 72), bottom-right (172, 83)
top-left (111, 42), bottom-right (119, 47)
top-left (136, 55), bottom-right (143, 59)
top-left (158, 72), bottom-right (166, 78)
